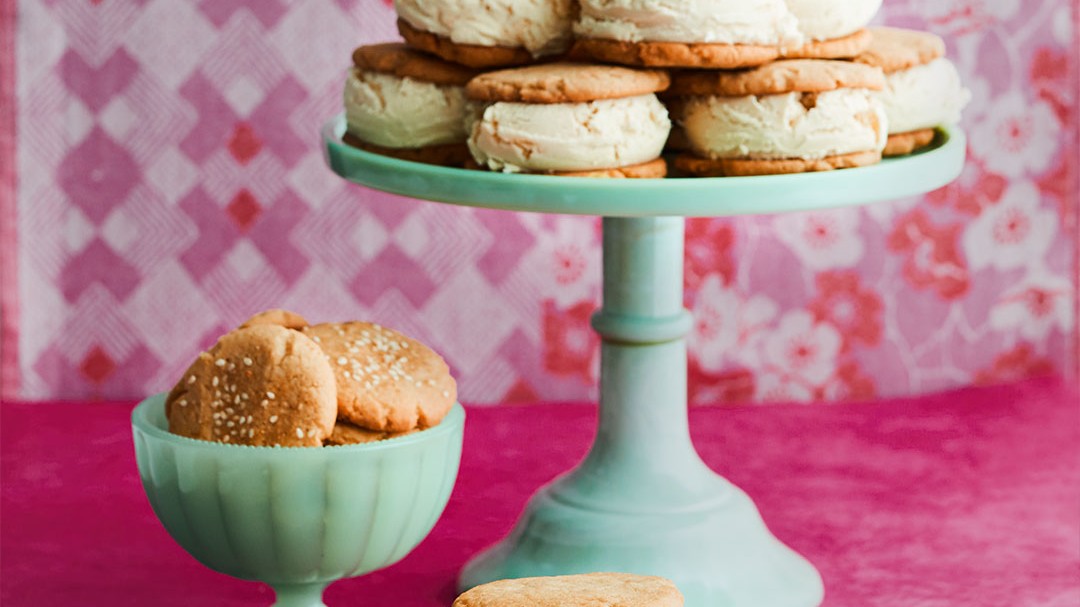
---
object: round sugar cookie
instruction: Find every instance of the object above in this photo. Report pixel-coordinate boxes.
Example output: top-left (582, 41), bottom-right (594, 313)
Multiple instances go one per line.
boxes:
top-left (855, 27), bottom-right (946, 74)
top-left (667, 59), bottom-right (885, 97)
top-left (352, 42), bottom-right (479, 87)
top-left (166, 325), bottom-right (337, 447)
top-left (883, 128), bottom-right (937, 157)
top-left (783, 28), bottom-right (872, 60)
top-left (673, 150), bottom-right (882, 177)
top-left (572, 37), bottom-right (779, 69)
top-left (239, 308), bottom-right (308, 330)
top-left (453, 573), bottom-right (684, 607)
top-left (323, 420), bottom-right (417, 446)
top-left (466, 62), bottom-right (670, 104)
top-left (302, 322), bottom-right (456, 433)
top-left (342, 133), bottom-right (472, 167)
top-left (397, 18), bottom-right (535, 69)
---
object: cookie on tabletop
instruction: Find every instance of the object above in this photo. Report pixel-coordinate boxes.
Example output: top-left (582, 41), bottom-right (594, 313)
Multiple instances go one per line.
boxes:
top-left (667, 59), bottom-right (889, 177)
top-left (465, 63), bottom-right (672, 177)
top-left (343, 43), bottom-right (479, 167)
top-left (453, 573), bottom-right (684, 607)
top-left (302, 321), bottom-right (456, 433)
top-left (166, 325), bottom-right (337, 447)
top-left (855, 27), bottom-right (970, 156)
top-left (394, 0), bottom-right (574, 69)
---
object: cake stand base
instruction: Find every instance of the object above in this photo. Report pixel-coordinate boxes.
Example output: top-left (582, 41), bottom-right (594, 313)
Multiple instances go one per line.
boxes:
top-left (459, 476), bottom-right (823, 607)
top-left (459, 217), bottom-right (823, 607)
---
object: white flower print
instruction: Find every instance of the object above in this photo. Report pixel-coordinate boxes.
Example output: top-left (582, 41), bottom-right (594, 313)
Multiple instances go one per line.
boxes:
top-left (969, 92), bottom-right (1060, 178)
top-left (689, 274), bottom-right (778, 373)
top-left (762, 310), bottom-right (842, 386)
top-left (990, 271), bottom-right (1075, 341)
top-left (961, 181), bottom-right (1057, 272)
top-left (774, 209), bottom-right (864, 270)
top-left (754, 371), bottom-right (814, 403)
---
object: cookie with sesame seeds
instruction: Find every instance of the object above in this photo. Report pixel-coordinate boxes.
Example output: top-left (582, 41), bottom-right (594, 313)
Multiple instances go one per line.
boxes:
top-left (302, 322), bottom-right (457, 433)
top-left (165, 324), bottom-right (337, 447)
top-left (239, 308), bottom-right (309, 331)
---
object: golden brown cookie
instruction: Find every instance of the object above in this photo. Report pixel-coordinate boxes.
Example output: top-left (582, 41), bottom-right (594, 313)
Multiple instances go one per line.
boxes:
top-left (547, 157), bottom-right (668, 178)
top-left (855, 27), bottom-right (946, 74)
top-left (239, 309), bottom-right (308, 331)
top-left (883, 128), bottom-right (937, 157)
top-left (342, 133), bottom-right (472, 168)
top-left (398, 18), bottom-right (534, 69)
top-left (783, 28), bottom-right (872, 60)
top-left (453, 573), bottom-right (684, 607)
top-left (667, 59), bottom-right (885, 97)
top-left (466, 62), bottom-right (670, 104)
top-left (166, 325), bottom-right (337, 447)
top-left (302, 322), bottom-right (456, 433)
top-left (352, 42), bottom-right (480, 87)
top-left (572, 37), bottom-right (780, 69)
top-left (323, 420), bottom-right (417, 446)
top-left (673, 150), bottom-right (882, 177)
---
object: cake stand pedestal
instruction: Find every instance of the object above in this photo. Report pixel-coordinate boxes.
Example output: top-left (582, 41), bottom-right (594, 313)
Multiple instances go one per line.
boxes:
top-left (323, 118), bottom-right (966, 607)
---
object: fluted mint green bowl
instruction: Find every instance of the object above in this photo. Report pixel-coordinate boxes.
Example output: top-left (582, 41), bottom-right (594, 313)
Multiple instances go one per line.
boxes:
top-left (132, 393), bottom-right (465, 607)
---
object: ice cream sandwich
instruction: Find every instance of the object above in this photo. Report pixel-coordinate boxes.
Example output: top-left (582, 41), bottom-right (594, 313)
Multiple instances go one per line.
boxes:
top-left (668, 59), bottom-right (889, 176)
top-left (855, 27), bottom-right (970, 156)
top-left (465, 63), bottom-right (672, 177)
top-left (571, 0), bottom-right (803, 69)
top-left (343, 43), bottom-right (478, 167)
top-left (394, 0), bottom-right (574, 69)
top-left (782, 0), bottom-right (880, 59)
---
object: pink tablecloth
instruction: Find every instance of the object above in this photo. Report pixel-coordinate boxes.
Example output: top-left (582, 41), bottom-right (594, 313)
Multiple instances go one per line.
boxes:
top-left (2, 379), bottom-right (1078, 606)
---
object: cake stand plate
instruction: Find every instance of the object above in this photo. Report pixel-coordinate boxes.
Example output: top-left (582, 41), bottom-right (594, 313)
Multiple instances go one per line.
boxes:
top-left (323, 117), bottom-right (966, 607)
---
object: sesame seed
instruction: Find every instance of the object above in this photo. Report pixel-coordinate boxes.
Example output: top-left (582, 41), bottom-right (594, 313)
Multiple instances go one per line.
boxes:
top-left (402, 342), bottom-right (409, 349)
top-left (442, 390), bottom-right (450, 398)
top-left (269, 415), bottom-right (278, 423)
top-left (234, 395), bottom-right (241, 404)
top-left (343, 371), bottom-right (351, 378)
top-left (307, 429), bottom-right (316, 438)
top-left (261, 400), bottom-right (269, 407)
top-left (212, 377), bottom-right (219, 387)
top-left (243, 357), bottom-right (253, 366)
top-left (187, 375), bottom-right (196, 384)
top-left (249, 429), bottom-right (255, 438)
top-left (266, 392), bottom-right (275, 400)
top-left (215, 359), bottom-right (226, 367)
top-left (225, 407), bottom-right (234, 414)
top-left (227, 421), bottom-right (235, 427)
top-left (337, 357), bottom-right (347, 366)
top-left (296, 427), bottom-right (304, 439)
top-left (178, 399), bottom-right (187, 407)
top-left (311, 336), bottom-right (320, 343)
top-left (228, 363), bottom-right (235, 371)
top-left (215, 420), bottom-right (222, 426)
top-left (223, 435), bottom-right (230, 442)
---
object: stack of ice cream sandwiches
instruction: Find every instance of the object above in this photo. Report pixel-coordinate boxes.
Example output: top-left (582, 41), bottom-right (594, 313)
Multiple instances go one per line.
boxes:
top-left (342, 0), bottom-right (970, 178)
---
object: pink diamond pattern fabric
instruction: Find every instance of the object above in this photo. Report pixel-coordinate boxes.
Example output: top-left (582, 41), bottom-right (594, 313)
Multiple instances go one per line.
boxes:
top-left (4, 0), bottom-right (1078, 403)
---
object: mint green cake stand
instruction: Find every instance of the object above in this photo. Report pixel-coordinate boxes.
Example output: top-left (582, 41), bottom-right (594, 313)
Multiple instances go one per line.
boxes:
top-left (323, 117), bottom-right (965, 607)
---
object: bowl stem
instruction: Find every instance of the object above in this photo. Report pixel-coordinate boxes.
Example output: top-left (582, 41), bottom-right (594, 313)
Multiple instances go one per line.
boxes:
top-left (271, 582), bottom-right (329, 607)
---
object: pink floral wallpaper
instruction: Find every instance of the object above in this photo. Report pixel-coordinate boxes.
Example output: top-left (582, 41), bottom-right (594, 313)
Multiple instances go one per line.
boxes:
top-left (2, 0), bottom-right (1077, 404)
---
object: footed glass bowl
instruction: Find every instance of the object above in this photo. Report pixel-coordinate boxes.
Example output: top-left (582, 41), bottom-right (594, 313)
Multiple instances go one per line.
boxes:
top-left (132, 393), bottom-right (465, 607)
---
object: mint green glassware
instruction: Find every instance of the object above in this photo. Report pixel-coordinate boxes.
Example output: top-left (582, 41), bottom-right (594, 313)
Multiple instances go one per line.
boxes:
top-left (132, 394), bottom-right (465, 607)
top-left (323, 116), bottom-right (966, 607)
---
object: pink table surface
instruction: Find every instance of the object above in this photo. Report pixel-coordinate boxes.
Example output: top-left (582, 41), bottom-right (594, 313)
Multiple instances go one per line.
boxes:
top-left (2, 379), bottom-right (1079, 606)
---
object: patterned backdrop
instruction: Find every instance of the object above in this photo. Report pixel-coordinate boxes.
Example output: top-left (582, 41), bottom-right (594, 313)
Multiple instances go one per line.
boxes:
top-left (2, 0), bottom-right (1077, 404)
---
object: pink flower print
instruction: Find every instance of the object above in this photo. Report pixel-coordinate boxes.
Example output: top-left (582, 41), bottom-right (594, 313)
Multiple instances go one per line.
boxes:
top-left (762, 311), bottom-right (842, 386)
top-left (1037, 142), bottom-right (1078, 228)
top-left (888, 209), bottom-right (970, 299)
top-left (820, 361), bottom-right (877, 401)
top-left (542, 300), bottom-right (599, 384)
top-left (990, 272), bottom-right (1075, 341)
top-left (917, 0), bottom-right (1020, 36)
top-left (684, 219), bottom-right (735, 294)
top-left (1030, 47), bottom-right (1076, 127)
top-left (925, 150), bottom-right (1008, 216)
top-left (974, 344), bottom-right (1056, 386)
top-left (688, 362), bottom-right (756, 405)
top-left (774, 210), bottom-right (864, 270)
top-left (688, 274), bottom-right (777, 373)
top-left (532, 217), bottom-right (601, 308)
top-left (808, 271), bottom-right (883, 352)
top-left (962, 181), bottom-right (1057, 272)
top-left (970, 92), bottom-right (1060, 178)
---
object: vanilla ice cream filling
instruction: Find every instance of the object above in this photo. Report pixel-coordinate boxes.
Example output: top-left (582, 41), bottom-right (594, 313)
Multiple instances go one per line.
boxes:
top-left (469, 94), bottom-right (671, 173)
top-left (784, 0), bottom-right (881, 41)
top-left (679, 88), bottom-right (888, 160)
top-left (576, 0), bottom-right (804, 47)
top-left (394, 0), bottom-right (574, 56)
top-left (344, 69), bottom-right (472, 149)
top-left (878, 58), bottom-right (971, 134)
